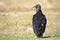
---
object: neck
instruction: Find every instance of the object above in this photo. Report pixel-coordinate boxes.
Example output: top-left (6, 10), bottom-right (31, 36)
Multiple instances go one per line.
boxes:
top-left (37, 9), bottom-right (42, 13)
top-left (36, 9), bottom-right (43, 15)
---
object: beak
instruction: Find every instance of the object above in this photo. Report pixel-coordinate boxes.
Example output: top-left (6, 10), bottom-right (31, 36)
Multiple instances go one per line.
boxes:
top-left (32, 5), bottom-right (36, 8)
top-left (32, 6), bottom-right (34, 8)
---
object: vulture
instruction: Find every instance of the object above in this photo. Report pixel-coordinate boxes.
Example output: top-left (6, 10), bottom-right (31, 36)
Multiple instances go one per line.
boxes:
top-left (32, 4), bottom-right (47, 38)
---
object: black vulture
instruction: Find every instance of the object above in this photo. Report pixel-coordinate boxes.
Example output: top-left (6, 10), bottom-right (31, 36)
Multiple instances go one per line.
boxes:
top-left (32, 4), bottom-right (47, 38)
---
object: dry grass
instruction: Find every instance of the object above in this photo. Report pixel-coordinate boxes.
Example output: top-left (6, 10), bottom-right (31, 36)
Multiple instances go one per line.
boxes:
top-left (0, 0), bottom-right (60, 38)
top-left (0, 0), bottom-right (60, 12)
top-left (0, 10), bottom-right (60, 36)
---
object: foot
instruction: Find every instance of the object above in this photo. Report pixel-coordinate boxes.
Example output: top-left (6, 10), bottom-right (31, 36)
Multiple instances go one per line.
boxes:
top-left (37, 36), bottom-right (43, 38)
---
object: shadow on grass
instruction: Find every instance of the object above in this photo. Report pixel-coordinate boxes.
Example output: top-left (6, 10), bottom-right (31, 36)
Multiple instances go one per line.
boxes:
top-left (37, 36), bottom-right (60, 38)
top-left (39, 35), bottom-right (60, 38)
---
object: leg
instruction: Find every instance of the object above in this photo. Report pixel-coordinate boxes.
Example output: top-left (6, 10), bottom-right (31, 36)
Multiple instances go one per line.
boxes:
top-left (36, 34), bottom-right (43, 38)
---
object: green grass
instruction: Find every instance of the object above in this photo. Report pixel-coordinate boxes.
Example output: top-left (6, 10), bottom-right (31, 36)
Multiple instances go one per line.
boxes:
top-left (0, 34), bottom-right (60, 40)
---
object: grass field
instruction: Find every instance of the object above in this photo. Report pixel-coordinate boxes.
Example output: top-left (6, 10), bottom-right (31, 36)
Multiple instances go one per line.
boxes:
top-left (0, 0), bottom-right (60, 40)
top-left (0, 33), bottom-right (60, 40)
top-left (0, 10), bottom-right (60, 40)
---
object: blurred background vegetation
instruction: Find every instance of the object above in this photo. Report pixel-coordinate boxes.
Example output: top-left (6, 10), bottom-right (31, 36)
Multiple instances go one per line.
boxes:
top-left (0, 0), bottom-right (60, 37)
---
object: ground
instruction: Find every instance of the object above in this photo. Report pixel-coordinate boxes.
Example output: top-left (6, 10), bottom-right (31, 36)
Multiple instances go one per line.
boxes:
top-left (0, 33), bottom-right (60, 40)
top-left (0, 10), bottom-right (60, 40)
top-left (0, 0), bottom-right (60, 40)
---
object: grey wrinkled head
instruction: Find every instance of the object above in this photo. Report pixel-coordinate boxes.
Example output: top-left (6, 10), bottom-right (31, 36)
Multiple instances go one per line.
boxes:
top-left (33, 4), bottom-right (41, 12)
top-left (34, 4), bottom-right (41, 9)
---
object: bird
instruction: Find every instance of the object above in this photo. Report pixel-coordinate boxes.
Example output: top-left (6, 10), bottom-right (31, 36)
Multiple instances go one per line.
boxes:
top-left (32, 4), bottom-right (47, 38)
